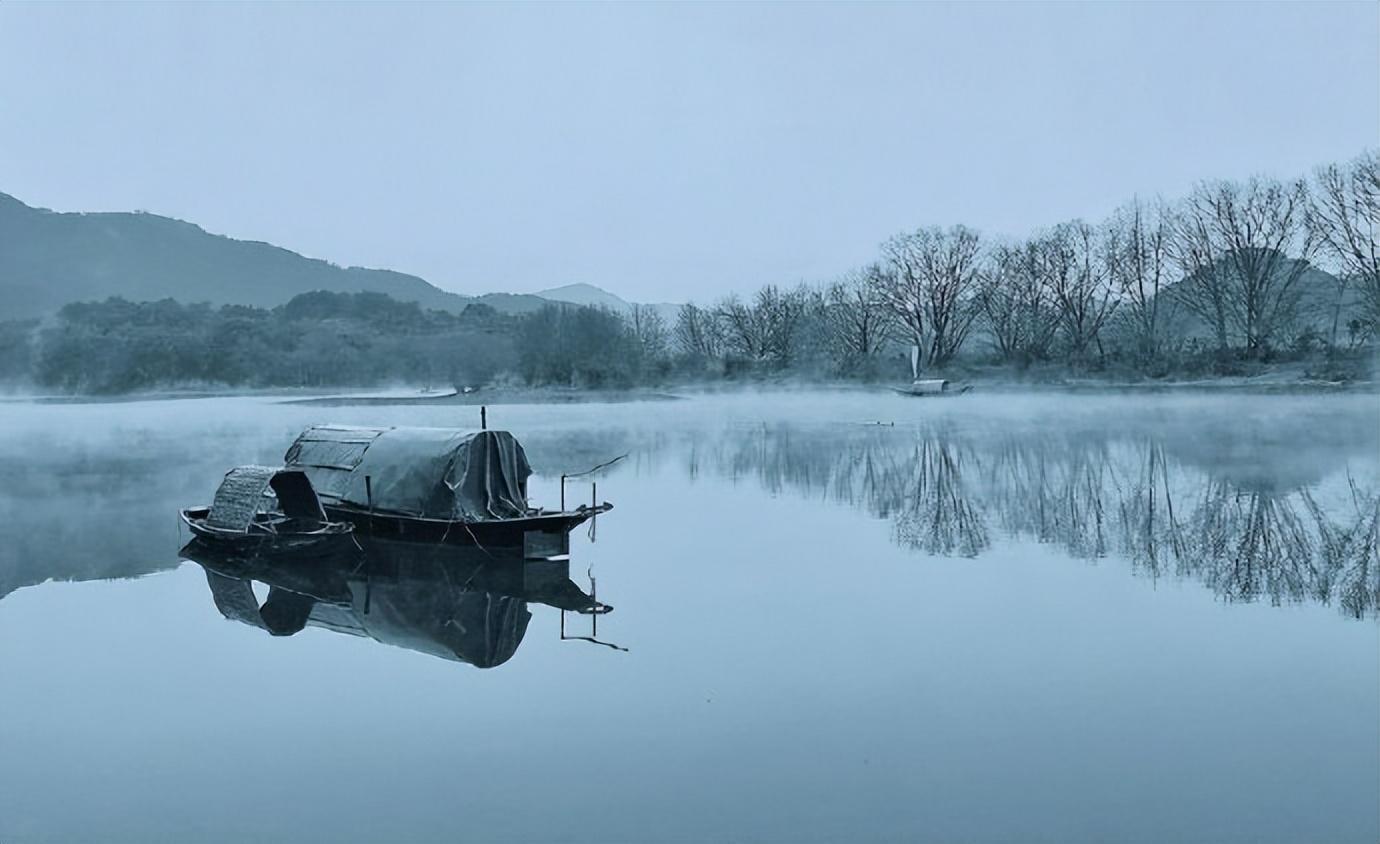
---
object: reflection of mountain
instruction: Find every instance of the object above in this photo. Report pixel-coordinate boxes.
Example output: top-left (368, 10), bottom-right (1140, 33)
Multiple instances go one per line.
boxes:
top-left (690, 422), bottom-right (1380, 616)
top-left (0, 446), bottom-right (212, 602)
top-left (181, 537), bottom-right (603, 668)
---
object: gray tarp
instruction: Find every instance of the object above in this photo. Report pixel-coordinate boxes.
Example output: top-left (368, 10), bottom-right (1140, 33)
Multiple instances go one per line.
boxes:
top-left (205, 466), bottom-right (327, 532)
top-left (283, 426), bottom-right (532, 521)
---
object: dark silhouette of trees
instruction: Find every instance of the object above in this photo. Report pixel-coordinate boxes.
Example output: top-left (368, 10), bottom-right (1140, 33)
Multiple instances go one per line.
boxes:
top-left (874, 225), bottom-right (984, 370)
top-left (715, 284), bottom-right (810, 367)
top-left (517, 304), bottom-right (642, 387)
top-left (824, 266), bottom-right (892, 373)
top-left (673, 303), bottom-right (724, 360)
top-left (977, 239), bottom-right (1061, 365)
top-left (1310, 151), bottom-right (1380, 342)
top-left (1106, 199), bottom-right (1178, 364)
top-left (1176, 177), bottom-right (1315, 355)
top-left (24, 293), bottom-right (521, 393)
top-left (1042, 221), bottom-right (1119, 361)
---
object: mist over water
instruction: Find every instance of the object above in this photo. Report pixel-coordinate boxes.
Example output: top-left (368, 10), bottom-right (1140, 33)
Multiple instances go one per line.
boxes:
top-left (0, 390), bottom-right (1376, 842)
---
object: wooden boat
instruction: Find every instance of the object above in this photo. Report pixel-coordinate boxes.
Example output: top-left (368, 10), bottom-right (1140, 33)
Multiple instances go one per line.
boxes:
top-left (283, 425), bottom-right (612, 548)
top-left (892, 378), bottom-right (972, 397)
top-left (896, 347), bottom-right (971, 397)
top-left (180, 465), bottom-right (354, 547)
top-left (318, 500), bottom-right (612, 548)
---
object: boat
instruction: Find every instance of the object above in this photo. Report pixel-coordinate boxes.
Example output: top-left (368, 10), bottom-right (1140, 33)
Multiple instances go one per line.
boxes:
top-left (892, 378), bottom-right (972, 397)
top-left (180, 465), bottom-right (354, 547)
top-left (895, 345), bottom-right (971, 397)
top-left (282, 425), bottom-right (612, 548)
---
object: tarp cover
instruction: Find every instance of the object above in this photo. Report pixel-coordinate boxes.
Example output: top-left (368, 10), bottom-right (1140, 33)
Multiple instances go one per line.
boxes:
top-left (284, 426), bottom-right (532, 521)
top-left (205, 466), bottom-right (327, 532)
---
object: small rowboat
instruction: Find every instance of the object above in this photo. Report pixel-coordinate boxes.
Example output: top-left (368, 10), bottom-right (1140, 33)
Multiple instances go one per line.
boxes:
top-left (180, 466), bottom-right (353, 547)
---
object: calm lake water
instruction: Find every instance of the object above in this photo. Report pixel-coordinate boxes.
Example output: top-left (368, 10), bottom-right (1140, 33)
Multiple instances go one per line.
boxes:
top-left (1, 390), bottom-right (1377, 843)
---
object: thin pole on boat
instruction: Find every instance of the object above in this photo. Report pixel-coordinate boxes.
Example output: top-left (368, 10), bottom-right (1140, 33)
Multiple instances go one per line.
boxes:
top-left (481, 405), bottom-right (487, 430)
top-left (365, 475), bottom-right (374, 536)
top-left (560, 453), bottom-right (626, 513)
top-left (363, 476), bottom-right (374, 615)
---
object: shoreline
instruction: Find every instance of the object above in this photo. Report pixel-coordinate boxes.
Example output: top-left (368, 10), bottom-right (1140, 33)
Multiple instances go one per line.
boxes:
top-left (3, 376), bottom-right (1376, 405)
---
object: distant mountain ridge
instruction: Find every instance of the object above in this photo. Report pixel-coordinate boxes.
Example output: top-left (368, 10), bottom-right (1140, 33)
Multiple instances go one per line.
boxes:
top-left (535, 282), bottom-right (682, 325)
top-left (0, 192), bottom-right (560, 318)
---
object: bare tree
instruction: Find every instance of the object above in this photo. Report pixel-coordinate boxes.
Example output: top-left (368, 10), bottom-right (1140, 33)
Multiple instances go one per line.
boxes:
top-left (715, 285), bottom-right (808, 365)
top-left (673, 303), bottom-right (724, 358)
top-left (874, 225), bottom-right (983, 369)
top-left (629, 304), bottom-right (668, 360)
top-left (1170, 199), bottom-right (1233, 351)
top-left (1106, 198), bottom-right (1178, 362)
top-left (1310, 151), bottom-right (1380, 342)
top-left (715, 294), bottom-right (769, 361)
top-left (977, 239), bottom-right (1061, 364)
top-left (824, 265), bottom-right (893, 367)
top-left (756, 284), bottom-right (809, 365)
top-left (1179, 177), bottom-right (1315, 354)
top-left (1041, 221), bottom-right (1119, 361)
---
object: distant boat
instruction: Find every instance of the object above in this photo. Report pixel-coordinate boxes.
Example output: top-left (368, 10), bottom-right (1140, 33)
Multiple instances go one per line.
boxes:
top-left (180, 465), bottom-right (354, 547)
top-left (892, 378), bottom-right (972, 397)
top-left (897, 344), bottom-right (971, 397)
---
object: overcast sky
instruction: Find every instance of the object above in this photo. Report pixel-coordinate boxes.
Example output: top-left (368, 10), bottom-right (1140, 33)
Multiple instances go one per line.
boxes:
top-left (1, 2), bottom-right (1376, 303)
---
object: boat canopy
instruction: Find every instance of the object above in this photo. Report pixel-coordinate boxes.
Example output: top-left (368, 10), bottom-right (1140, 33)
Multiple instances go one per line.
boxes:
top-left (909, 379), bottom-right (950, 394)
top-left (283, 425), bottom-right (532, 521)
top-left (205, 466), bottom-right (327, 533)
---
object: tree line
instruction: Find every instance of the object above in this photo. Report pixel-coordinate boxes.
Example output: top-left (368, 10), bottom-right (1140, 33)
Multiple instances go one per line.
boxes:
top-left (12, 293), bottom-right (520, 393)
top-left (3, 290), bottom-right (676, 393)
top-left (667, 150), bottom-right (1378, 378)
top-left (1, 152), bottom-right (1374, 393)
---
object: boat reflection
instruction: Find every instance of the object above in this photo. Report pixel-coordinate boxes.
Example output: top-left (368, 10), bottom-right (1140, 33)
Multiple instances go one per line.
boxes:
top-left (180, 536), bottom-right (612, 667)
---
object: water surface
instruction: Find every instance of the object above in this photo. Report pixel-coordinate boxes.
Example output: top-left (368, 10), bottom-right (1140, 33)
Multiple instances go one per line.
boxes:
top-left (1, 391), bottom-right (1376, 843)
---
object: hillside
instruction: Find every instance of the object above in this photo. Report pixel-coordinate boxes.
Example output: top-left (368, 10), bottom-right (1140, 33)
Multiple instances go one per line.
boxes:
top-left (536, 282), bottom-right (681, 324)
top-left (1163, 256), bottom-right (1364, 344)
top-left (0, 192), bottom-right (550, 318)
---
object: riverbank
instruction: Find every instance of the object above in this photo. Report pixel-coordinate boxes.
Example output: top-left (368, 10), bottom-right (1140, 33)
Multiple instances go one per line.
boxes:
top-left (3, 356), bottom-right (1376, 404)
top-left (282, 385), bottom-right (685, 407)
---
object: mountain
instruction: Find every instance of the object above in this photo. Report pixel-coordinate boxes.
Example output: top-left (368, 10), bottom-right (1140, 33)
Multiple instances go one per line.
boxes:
top-left (1162, 255), bottom-right (1362, 342)
top-left (536, 282), bottom-right (682, 325)
top-left (0, 192), bottom-right (549, 318)
top-left (536, 282), bottom-right (636, 311)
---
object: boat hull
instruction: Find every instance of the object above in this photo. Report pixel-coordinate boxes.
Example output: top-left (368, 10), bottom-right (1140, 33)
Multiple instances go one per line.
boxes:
top-left (319, 502), bottom-right (611, 548)
top-left (179, 507), bottom-right (354, 549)
top-left (891, 385), bottom-right (972, 397)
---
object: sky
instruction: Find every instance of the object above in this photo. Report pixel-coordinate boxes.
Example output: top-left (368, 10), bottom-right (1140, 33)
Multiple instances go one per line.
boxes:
top-left (1, 2), bottom-right (1376, 303)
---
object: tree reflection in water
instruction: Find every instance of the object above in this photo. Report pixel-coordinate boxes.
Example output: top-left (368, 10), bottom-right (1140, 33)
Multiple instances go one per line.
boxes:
top-left (891, 440), bottom-right (988, 557)
top-left (693, 422), bottom-right (1379, 617)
